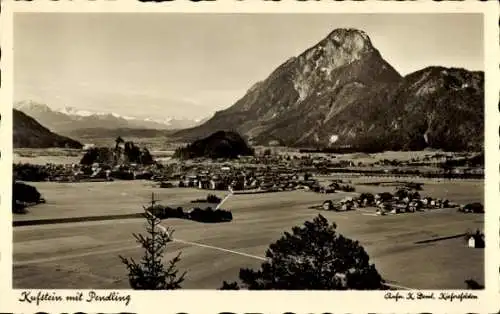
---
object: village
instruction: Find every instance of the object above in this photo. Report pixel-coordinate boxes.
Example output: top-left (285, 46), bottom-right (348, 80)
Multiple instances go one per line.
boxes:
top-left (11, 133), bottom-right (487, 292)
top-left (12, 140), bottom-right (486, 292)
top-left (13, 138), bottom-right (485, 252)
top-left (14, 137), bottom-right (485, 218)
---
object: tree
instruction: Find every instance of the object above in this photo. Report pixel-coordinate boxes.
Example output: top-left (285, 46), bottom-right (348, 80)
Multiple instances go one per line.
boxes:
top-left (119, 193), bottom-right (186, 289)
top-left (220, 214), bottom-right (384, 290)
top-left (465, 279), bottom-right (484, 289)
top-left (115, 136), bottom-right (124, 150)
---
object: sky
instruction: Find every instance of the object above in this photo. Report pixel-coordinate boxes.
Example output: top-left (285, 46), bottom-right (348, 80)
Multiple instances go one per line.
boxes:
top-left (14, 13), bottom-right (484, 121)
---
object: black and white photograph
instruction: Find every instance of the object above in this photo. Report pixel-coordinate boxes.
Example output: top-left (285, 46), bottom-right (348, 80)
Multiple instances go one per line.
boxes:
top-left (5, 6), bottom-right (496, 308)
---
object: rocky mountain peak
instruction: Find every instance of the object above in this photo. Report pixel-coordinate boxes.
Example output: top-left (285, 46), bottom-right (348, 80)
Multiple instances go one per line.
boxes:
top-left (174, 28), bottom-right (482, 152)
top-left (299, 28), bottom-right (374, 66)
top-left (292, 28), bottom-right (391, 101)
top-left (324, 28), bottom-right (373, 51)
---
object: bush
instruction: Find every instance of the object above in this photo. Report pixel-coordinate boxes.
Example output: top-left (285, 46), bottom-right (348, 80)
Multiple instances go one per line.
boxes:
top-left (147, 205), bottom-right (185, 219)
top-left (376, 192), bottom-right (393, 202)
top-left (135, 171), bottom-right (153, 180)
top-left (13, 181), bottom-right (42, 204)
top-left (465, 279), bottom-right (484, 289)
top-left (405, 182), bottom-right (423, 191)
top-left (187, 207), bottom-right (232, 223)
top-left (207, 194), bottom-right (222, 203)
top-left (220, 214), bottom-right (384, 290)
top-left (359, 193), bottom-right (375, 205)
top-left (191, 194), bottom-right (222, 204)
top-left (13, 198), bottom-right (28, 214)
top-left (220, 281), bottom-right (240, 290)
top-left (394, 189), bottom-right (409, 200)
top-left (339, 184), bottom-right (355, 192)
top-left (13, 163), bottom-right (50, 182)
top-left (110, 170), bottom-right (135, 180)
top-left (463, 202), bottom-right (484, 213)
top-left (13, 181), bottom-right (45, 213)
top-left (160, 182), bottom-right (174, 188)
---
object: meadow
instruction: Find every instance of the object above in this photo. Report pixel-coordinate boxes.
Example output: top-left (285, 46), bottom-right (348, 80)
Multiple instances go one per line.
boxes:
top-left (13, 178), bottom-right (484, 290)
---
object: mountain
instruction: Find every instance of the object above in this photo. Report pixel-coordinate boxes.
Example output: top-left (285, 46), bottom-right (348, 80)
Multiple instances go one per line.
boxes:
top-left (174, 28), bottom-right (484, 152)
top-left (14, 101), bottom-right (204, 134)
top-left (173, 130), bottom-right (254, 159)
top-left (13, 109), bottom-right (83, 149)
top-left (62, 127), bottom-right (175, 140)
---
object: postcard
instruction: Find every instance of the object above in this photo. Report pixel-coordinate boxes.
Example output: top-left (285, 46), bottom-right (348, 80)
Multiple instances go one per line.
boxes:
top-left (0, 1), bottom-right (499, 313)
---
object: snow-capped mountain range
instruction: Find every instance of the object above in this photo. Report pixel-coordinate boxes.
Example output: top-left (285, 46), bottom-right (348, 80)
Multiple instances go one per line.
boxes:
top-left (14, 100), bottom-right (209, 133)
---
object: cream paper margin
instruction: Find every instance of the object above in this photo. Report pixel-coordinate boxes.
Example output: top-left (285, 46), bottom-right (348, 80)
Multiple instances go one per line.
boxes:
top-left (0, 1), bottom-right (498, 313)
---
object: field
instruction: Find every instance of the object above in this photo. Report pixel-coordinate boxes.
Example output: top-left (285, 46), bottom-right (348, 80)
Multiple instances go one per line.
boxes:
top-left (14, 147), bottom-right (478, 165)
top-left (13, 178), bottom-right (484, 289)
top-left (14, 149), bottom-right (83, 165)
top-left (13, 148), bottom-right (174, 165)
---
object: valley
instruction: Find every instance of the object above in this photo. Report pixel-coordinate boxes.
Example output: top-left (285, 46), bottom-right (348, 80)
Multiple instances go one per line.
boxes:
top-left (12, 23), bottom-right (486, 292)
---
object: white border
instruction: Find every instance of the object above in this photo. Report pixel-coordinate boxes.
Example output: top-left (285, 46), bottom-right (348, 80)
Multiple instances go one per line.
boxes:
top-left (1, 1), bottom-right (499, 313)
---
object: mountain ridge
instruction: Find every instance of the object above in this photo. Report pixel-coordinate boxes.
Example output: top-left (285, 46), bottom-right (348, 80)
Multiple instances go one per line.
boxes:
top-left (14, 100), bottom-right (207, 134)
top-left (174, 28), bottom-right (483, 152)
top-left (13, 109), bottom-right (83, 149)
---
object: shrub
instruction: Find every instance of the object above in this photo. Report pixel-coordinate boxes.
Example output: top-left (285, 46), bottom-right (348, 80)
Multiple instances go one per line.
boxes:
top-left (13, 181), bottom-right (42, 204)
top-left (207, 194), bottom-right (222, 203)
top-left (220, 281), bottom-right (240, 290)
top-left (13, 181), bottom-right (45, 213)
top-left (13, 163), bottom-right (50, 182)
top-left (394, 189), bottom-right (409, 200)
top-left (160, 182), bottom-right (174, 188)
top-left (147, 205), bottom-right (185, 219)
top-left (359, 193), bottom-right (375, 205)
top-left (464, 202), bottom-right (484, 213)
top-left (339, 184), bottom-right (355, 192)
top-left (110, 170), bottom-right (135, 180)
top-left (12, 201), bottom-right (27, 214)
top-left (135, 171), bottom-right (153, 180)
top-left (187, 206), bottom-right (232, 223)
top-left (220, 214), bottom-right (384, 290)
top-left (465, 279), bottom-right (484, 289)
top-left (376, 192), bottom-right (393, 202)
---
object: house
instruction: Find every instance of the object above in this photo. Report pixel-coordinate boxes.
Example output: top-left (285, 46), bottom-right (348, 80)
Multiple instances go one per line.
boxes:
top-left (210, 179), bottom-right (227, 190)
top-left (198, 180), bottom-right (210, 189)
top-left (467, 231), bottom-right (485, 248)
top-left (230, 179), bottom-right (244, 191)
top-left (83, 143), bottom-right (95, 151)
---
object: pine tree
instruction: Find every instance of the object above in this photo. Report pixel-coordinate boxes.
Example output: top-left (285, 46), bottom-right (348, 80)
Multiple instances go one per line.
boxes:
top-left (220, 214), bottom-right (384, 290)
top-left (119, 193), bottom-right (186, 289)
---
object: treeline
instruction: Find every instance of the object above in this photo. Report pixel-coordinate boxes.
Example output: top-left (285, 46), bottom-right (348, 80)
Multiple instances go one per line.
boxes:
top-left (324, 168), bottom-right (484, 179)
top-left (81, 139), bottom-right (155, 165)
top-left (14, 163), bottom-right (50, 182)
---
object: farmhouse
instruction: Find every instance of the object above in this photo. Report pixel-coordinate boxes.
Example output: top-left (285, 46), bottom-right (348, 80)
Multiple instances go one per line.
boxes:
top-left (466, 230), bottom-right (485, 248)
